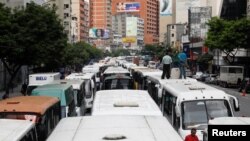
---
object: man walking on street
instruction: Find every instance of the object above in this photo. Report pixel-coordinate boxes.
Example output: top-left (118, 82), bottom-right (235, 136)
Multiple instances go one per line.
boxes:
top-left (161, 51), bottom-right (172, 79)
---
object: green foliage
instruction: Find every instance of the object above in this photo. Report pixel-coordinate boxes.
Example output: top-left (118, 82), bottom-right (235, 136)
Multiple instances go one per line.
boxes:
top-left (0, 2), bottom-right (67, 94)
top-left (63, 41), bottom-right (103, 69)
top-left (142, 44), bottom-right (165, 60)
top-left (111, 49), bottom-right (130, 57)
top-left (205, 17), bottom-right (250, 64)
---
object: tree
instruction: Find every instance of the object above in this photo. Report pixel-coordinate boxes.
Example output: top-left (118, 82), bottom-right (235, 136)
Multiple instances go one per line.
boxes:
top-left (197, 53), bottom-right (213, 72)
top-left (62, 42), bottom-right (103, 71)
top-left (0, 2), bottom-right (67, 96)
top-left (205, 17), bottom-right (250, 64)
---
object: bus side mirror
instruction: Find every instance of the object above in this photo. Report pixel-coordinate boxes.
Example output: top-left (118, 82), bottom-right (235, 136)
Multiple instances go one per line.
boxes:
top-left (233, 97), bottom-right (240, 111)
top-left (175, 105), bottom-right (181, 117)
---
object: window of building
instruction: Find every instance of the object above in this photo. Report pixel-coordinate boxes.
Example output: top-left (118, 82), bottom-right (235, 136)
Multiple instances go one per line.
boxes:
top-left (64, 4), bottom-right (69, 9)
top-left (172, 33), bottom-right (174, 37)
top-left (64, 21), bottom-right (69, 26)
top-left (172, 26), bottom-right (174, 29)
top-left (64, 13), bottom-right (69, 18)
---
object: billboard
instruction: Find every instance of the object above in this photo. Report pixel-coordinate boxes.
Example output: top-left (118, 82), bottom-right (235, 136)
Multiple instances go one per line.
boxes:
top-left (126, 17), bottom-right (137, 36)
top-left (89, 28), bottom-right (109, 39)
top-left (116, 2), bottom-right (140, 12)
top-left (122, 37), bottom-right (136, 43)
top-left (160, 0), bottom-right (172, 16)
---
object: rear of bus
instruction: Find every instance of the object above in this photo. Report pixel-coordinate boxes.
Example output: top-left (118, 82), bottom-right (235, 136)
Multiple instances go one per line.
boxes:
top-left (0, 96), bottom-right (61, 141)
top-left (102, 75), bottom-right (133, 90)
top-left (31, 84), bottom-right (77, 118)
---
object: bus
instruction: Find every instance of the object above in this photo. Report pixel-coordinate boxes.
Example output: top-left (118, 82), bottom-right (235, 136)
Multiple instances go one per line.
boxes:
top-left (0, 96), bottom-right (60, 141)
top-left (101, 66), bottom-right (132, 90)
top-left (147, 78), bottom-right (240, 140)
top-left (82, 65), bottom-right (101, 89)
top-left (91, 90), bottom-right (162, 116)
top-left (47, 116), bottom-right (183, 141)
top-left (131, 67), bottom-right (162, 90)
top-left (50, 79), bottom-right (85, 116)
top-left (27, 72), bottom-right (60, 95)
top-left (203, 117), bottom-right (250, 141)
top-left (0, 119), bottom-right (38, 141)
top-left (65, 73), bottom-right (96, 111)
top-left (31, 84), bottom-right (77, 118)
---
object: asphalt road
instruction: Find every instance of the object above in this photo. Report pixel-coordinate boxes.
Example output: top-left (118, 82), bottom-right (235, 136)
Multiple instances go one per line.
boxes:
top-left (204, 83), bottom-right (250, 117)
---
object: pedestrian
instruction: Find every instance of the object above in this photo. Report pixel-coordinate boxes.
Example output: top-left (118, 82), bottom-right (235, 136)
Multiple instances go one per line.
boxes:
top-left (172, 50), bottom-right (180, 68)
top-left (184, 128), bottom-right (199, 141)
top-left (161, 51), bottom-right (172, 79)
top-left (178, 52), bottom-right (188, 79)
top-left (21, 83), bottom-right (27, 96)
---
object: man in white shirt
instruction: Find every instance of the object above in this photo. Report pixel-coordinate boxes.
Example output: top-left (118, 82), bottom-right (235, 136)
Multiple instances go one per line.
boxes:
top-left (161, 51), bottom-right (172, 79)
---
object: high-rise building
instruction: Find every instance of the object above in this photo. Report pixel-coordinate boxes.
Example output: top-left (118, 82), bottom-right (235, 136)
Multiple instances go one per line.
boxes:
top-left (82, 0), bottom-right (89, 42)
top-left (220, 0), bottom-right (247, 20)
top-left (165, 24), bottom-right (185, 50)
top-left (112, 0), bottom-right (159, 45)
top-left (89, 0), bottom-right (112, 48)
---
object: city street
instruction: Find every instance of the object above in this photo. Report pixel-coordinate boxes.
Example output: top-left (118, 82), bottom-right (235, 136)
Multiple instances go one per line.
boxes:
top-left (205, 83), bottom-right (250, 117)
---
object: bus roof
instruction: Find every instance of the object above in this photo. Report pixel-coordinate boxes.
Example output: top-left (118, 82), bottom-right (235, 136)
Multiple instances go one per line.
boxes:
top-left (103, 66), bottom-right (129, 74)
top-left (147, 75), bottom-right (197, 85)
top-left (209, 117), bottom-right (250, 125)
top-left (29, 72), bottom-right (60, 76)
top-left (50, 79), bottom-right (84, 90)
top-left (65, 73), bottom-right (95, 80)
top-left (31, 84), bottom-right (73, 106)
top-left (161, 80), bottom-right (230, 101)
top-left (0, 96), bottom-right (59, 115)
top-left (0, 119), bottom-right (35, 141)
top-left (47, 116), bottom-right (182, 141)
top-left (92, 90), bottom-right (162, 116)
top-left (135, 68), bottom-right (162, 77)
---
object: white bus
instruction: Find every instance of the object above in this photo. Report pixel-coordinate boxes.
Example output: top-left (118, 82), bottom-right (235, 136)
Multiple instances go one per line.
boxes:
top-left (65, 73), bottom-right (96, 111)
top-left (0, 119), bottom-right (38, 141)
top-left (46, 116), bottom-right (183, 141)
top-left (131, 67), bottom-right (162, 90)
top-left (27, 72), bottom-right (60, 95)
top-left (203, 117), bottom-right (250, 141)
top-left (147, 78), bottom-right (240, 140)
top-left (82, 65), bottom-right (101, 89)
top-left (92, 90), bottom-right (162, 116)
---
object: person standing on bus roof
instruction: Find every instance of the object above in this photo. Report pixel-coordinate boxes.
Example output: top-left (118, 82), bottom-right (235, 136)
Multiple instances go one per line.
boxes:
top-left (184, 128), bottom-right (199, 141)
top-left (161, 51), bottom-right (172, 79)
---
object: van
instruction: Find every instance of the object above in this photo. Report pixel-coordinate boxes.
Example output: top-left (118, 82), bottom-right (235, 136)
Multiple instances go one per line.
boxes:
top-left (218, 66), bottom-right (244, 87)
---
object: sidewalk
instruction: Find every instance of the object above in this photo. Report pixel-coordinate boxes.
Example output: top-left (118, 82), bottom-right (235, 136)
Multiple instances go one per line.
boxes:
top-left (0, 84), bottom-right (23, 100)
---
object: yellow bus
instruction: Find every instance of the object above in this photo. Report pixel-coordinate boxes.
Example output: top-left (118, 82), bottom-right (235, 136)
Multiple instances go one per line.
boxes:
top-left (0, 96), bottom-right (61, 141)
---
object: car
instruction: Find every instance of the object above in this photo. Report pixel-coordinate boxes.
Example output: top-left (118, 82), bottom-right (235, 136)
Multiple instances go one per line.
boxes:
top-left (205, 74), bottom-right (218, 84)
top-left (192, 71), bottom-right (203, 80)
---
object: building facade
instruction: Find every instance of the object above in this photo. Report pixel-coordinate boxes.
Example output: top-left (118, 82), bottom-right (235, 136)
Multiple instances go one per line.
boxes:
top-left (89, 0), bottom-right (112, 48)
top-left (0, 0), bottom-right (45, 8)
top-left (165, 24), bottom-right (185, 51)
top-left (248, 0), bottom-right (250, 18)
top-left (112, 0), bottom-right (159, 45)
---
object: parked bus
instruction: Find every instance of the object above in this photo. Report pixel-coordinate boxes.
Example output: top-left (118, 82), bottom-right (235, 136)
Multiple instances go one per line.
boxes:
top-left (203, 117), bottom-right (250, 141)
top-left (47, 116), bottom-right (183, 141)
top-left (27, 72), bottom-right (60, 95)
top-left (92, 90), bottom-right (162, 116)
top-left (65, 73), bottom-right (96, 111)
top-left (147, 78), bottom-right (240, 140)
top-left (131, 67), bottom-right (162, 90)
top-left (218, 65), bottom-right (244, 87)
top-left (50, 79), bottom-right (85, 116)
top-left (0, 119), bottom-right (38, 141)
top-left (0, 96), bottom-right (60, 141)
top-left (31, 84), bottom-right (77, 118)
top-left (82, 65), bottom-right (100, 89)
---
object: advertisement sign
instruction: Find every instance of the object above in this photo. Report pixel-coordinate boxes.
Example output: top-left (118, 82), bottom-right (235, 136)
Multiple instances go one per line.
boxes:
top-left (126, 17), bottom-right (137, 36)
top-left (122, 37), bottom-right (136, 43)
top-left (89, 28), bottom-right (109, 39)
top-left (116, 2), bottom-right (140, 12)
top-left (160, 0), bottom-right (172, 16)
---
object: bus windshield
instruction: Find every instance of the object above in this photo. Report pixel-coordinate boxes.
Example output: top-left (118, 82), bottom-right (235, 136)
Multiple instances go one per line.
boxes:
top-left (181, 100), bottom-right (232, 130)
top-left (104, 79), bottom-right (133, 89)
